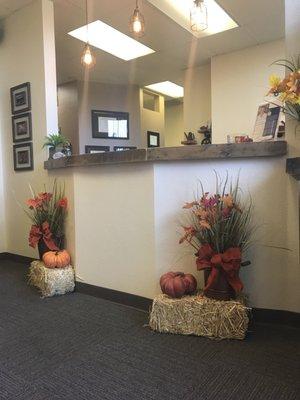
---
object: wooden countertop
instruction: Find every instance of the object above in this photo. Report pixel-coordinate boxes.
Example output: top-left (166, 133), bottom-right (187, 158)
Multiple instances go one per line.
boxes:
top-left (44, 141), bottom-right (287, 170)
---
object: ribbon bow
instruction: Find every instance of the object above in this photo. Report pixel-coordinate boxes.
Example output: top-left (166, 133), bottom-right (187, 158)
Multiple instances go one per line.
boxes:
top-left (196, 244), bottom-right (243, 293)
top-left (29, 221), bottom-right (59, 251)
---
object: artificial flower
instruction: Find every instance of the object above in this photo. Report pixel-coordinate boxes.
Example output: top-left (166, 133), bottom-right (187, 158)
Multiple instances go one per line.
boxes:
top-left (38, 192), bottom-right (53, 202)
top-left (57, 197), bottom-right (68, 209)
top-left (183, 201), bottom-right (199, 209)
top-left (26, 197), bottom-right (43, 209)
top-left (179, 226), bottom-right (196, 244)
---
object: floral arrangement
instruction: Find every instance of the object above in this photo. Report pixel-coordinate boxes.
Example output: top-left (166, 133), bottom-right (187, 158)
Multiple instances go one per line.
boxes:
top-left (25, 181), bottom-right (68, 255)
top-left (268, 57), bottom-right (300, 121)
top-left (179, 176), bottom-right (253, 299)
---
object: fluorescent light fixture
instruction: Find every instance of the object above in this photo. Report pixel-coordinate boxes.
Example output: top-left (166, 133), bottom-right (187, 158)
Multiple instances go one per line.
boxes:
top-left (147, 0), bottom-right (238, 37)
top-left (145, 81), bottom-right (184, 98)
top-left (68, 20), bottom-right (155, 61)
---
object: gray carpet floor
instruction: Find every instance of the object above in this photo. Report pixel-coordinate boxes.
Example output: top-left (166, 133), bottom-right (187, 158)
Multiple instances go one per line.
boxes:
top-left (0, 259), bottom-right (299, 400)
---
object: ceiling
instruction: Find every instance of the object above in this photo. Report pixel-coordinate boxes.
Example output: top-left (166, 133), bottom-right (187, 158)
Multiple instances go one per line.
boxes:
top-left (0, 0), bottom-right (34, 18)
top-left (0, 0), bottom-right (285, 87)
top-left (54, 0), bottom-right (284, 86)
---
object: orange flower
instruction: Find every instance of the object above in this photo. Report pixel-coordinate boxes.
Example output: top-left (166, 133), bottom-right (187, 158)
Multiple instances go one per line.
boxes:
top-left (179, 226), bottom-right (196, 244)
top-left (222, 194), bottom-right (234, 208)
top-left (57, 197), bottom-right (68, 209)
top-left (26, 197), bottom-right (43, 209)
top-left (183, 201), bottom-right (199, 209)
top-left (200, 220), bottom-right (211, 230)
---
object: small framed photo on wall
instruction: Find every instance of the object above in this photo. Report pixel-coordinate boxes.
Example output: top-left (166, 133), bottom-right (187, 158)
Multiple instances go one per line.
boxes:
top-left (147, 131), bottom-right (160, 148)
top-left (12, 113), bottom-right (32, 143)
top-left (13, 142), bottom-right (34, 171)
top-left (10, 82), bottom-right (31, 115)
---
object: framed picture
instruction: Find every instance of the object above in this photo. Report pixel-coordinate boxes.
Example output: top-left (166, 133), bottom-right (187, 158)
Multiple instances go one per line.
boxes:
top-left (12, 113), bottom-right (32, 143)
top-left (85, 145), bottom-right (110, 154)
top-left (92, 110), bottom-right (129, 140)
top-left (114, 146), bottom-right (137, 151)
top-left (10, 82), bottom-right (31, 115)
top-left (147, 131), bottom-right (160, 148)
top-left (13, 142), bottom-right (33, 171)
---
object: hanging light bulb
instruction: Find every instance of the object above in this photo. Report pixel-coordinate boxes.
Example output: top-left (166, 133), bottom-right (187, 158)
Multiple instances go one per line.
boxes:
top-left (190, 0), bottom-right (208, 33)
top-left (81, 43), bottom-right (96, 67)
top-left (130, 0), bottom-right (145, 37)
top-left (81, 0), bottom-right (96, 68)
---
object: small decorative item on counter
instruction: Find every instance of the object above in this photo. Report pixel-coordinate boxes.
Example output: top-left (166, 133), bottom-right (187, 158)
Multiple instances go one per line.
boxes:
top-left (160, 271), bottom-right (197, 298)
top-left (181, 132), bottom-right (197, 145)
top-left (198, 124), bottom-right (212, 144)
top-left (43, 132), bottom-right (72, 160)
top-left (179, 174), bottom-right (253, 301)
top-left (234, 135), bottom-right (253, 143)
top-left (29, 260), bottom-right (74, 297)
top-left (149, 293), bottom-right (249, 340)
top-left (42, 250), bottom-right (71, 269)
top-left (267, 57), bottom-right (300, 122)
top-left (24, 180), bottom-right (68, 259)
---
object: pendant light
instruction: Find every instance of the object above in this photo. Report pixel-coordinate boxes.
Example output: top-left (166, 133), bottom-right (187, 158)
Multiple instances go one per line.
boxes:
top-left (130, 0), bottom-right (145, 37)
top-left (190, 0), bottom-right (208, 33)
top-left (81, 0), bottom-right (96, 68)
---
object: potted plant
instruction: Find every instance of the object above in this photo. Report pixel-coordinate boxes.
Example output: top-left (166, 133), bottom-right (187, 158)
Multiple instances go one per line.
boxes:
top-left (267, 57), bottom-right (300, 122)
top-left (179, 175), bottom-right (253, 301)
top-left (43, 132), bottom-right (71, 159)
top-left (25, 180), bottom-right (68, 259)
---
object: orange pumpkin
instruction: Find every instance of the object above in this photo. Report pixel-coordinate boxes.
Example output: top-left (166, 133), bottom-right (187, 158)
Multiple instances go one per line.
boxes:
top-left (42, 250), bottom-right (71, 269)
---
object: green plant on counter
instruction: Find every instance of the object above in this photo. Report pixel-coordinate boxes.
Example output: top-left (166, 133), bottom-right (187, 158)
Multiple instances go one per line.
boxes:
top-left (42, 133), bottom-right (70, 150)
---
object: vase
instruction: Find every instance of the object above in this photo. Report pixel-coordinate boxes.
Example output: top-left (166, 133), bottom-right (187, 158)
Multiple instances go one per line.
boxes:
top-left (37, 237), bottom-right (64, 260)
top-left (203, 268), bottom-right (235, 301)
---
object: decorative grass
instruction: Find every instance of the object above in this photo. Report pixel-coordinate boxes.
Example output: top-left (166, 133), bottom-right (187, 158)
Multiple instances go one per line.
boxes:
top-left (149, 293), bottom-right (250, 340)
top-left (28, 261), bottom-right (75, 298)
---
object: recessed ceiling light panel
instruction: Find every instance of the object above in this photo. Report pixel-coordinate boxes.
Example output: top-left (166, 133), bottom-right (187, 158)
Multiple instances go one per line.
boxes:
top-left (147, 0), bottom-right (238, 37)
top-left (68, 20), bottom-right (155, 61)
top-left (145, 81), bottom-right (184, 98)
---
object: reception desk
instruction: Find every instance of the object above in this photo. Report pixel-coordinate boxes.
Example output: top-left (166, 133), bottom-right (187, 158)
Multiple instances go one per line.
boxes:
top-left (44, 141), bottom-right (300, 313)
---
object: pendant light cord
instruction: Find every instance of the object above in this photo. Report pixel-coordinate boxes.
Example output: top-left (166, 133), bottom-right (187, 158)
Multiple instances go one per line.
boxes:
top-left (86, 0), bottom-right (89, 45)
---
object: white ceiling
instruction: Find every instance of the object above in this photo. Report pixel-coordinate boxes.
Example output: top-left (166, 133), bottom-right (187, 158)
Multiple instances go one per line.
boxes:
top-left (54, 0), bottom-right (284, 86)
top-left (0, 0), bottom-right (285, 87)
top-left (0, 0), bottom-right (34, 18)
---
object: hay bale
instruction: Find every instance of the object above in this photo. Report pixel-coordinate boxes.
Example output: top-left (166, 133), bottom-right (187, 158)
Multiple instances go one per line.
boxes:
top-left (28, 261), bottom-right (75, 298)
top-left (149, 293), bottom-right (250, 340)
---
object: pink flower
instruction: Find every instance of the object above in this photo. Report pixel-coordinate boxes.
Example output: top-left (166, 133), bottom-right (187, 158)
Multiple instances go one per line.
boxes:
top-left (38, 192), bottom-right (53, 202)
top-left (26, 197), bottom-right (43, 209)
top-left (57, 197), bottom-right (68, 209)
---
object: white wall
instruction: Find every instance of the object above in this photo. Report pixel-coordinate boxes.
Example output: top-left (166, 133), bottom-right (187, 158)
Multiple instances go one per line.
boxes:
top-left (57, 81), bottom-right (79, 154)
top-left (164, 101), bottom-right (184, 147)
top-left (211, 40), bottom-right (285, 143)
top-left (69, 154), bottom-right (299, 312)
top-left (0, 0), bottom-right (61, 257)
top-left (184, 63), bottom-right (211, 137)
top-left (78, 81), bottom-right (141, 153)
top-left (73, 164), bottom-right (156, 298)
top-left (140, 89), bottom-right (165, 148)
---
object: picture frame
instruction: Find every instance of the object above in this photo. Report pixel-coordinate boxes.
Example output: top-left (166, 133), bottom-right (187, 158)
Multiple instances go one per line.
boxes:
top-left (85, 145), bottom-right (110, 154)
top-left (147, 131), bottom-right (160, 148)
top-left (13, 142), bottom-right (34, 171)
top-left (114, 146), bottom-right (137, 151)
top-left (91, 110), bottom-right (129, 140)
top-left (10, 82), bottom-right (31, 115)
top-left (12, 112), bottom-right (32, 143)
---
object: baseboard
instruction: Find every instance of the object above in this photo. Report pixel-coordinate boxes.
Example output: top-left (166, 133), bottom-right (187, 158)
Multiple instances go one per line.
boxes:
top-left (75, 281), bottom-right (152, 312)
top-left (0, 252), bottom-right (36, 264)
top-left (251, 308), bottom-right (300, 329)
top-left (1, 252), bottom-right (299, 327)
